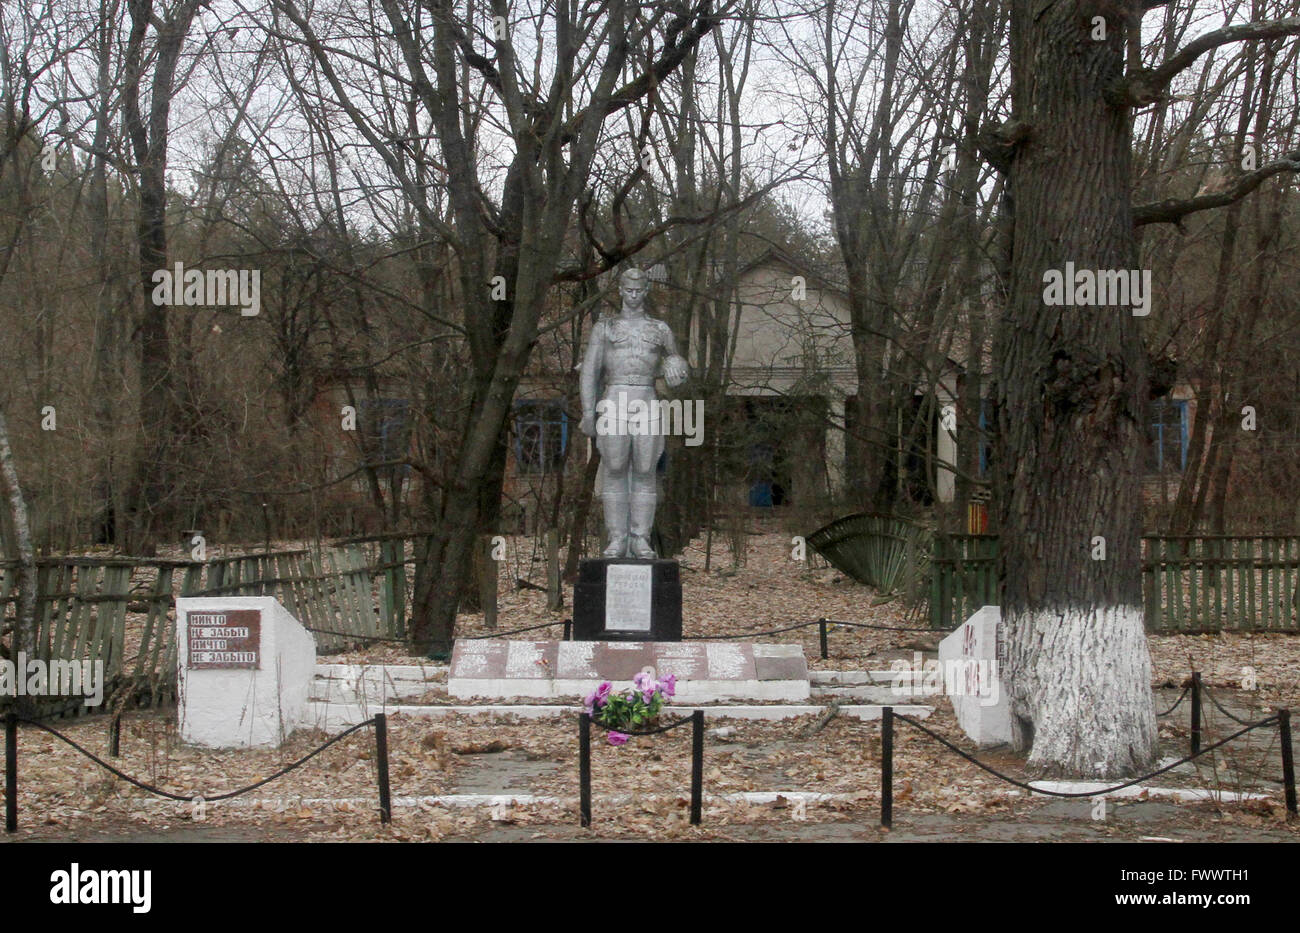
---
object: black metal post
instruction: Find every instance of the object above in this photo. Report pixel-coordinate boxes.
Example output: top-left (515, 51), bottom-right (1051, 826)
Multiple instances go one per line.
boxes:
top-left (1190, 671), bottom-right (1202, 756)
top-left (579, 712), bottom-right (592, 828)
top-left (374, 713), bottom-right (392, 824)
top-left (1280, 709), bottom-right (1297, 818)
top-left (5, 712), bottom-right (17, 833)
top-left (109, 714), bottom-right (121, 757)
top-left (690, 709), bottom-right (704, 825)
top-left (881, 707), bottom-right (893, 829)
top-left (819, 619), bottom-right (828, 661)
top-left (563, 619), bottom-right (572, 641)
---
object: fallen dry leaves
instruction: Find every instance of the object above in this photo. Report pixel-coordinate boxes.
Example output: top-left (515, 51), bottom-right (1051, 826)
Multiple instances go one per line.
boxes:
top-left (11, 532), bottom-right (1300, 842)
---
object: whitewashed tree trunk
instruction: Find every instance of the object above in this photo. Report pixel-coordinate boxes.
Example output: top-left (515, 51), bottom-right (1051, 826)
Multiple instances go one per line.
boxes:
top-left (1004, 607), bottom-right (1156, 776)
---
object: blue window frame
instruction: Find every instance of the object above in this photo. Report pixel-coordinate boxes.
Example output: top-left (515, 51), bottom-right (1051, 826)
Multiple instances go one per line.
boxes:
top-left (1149, 398), bottom-right (1188, 472)
top-left (978, 398), bottom-right (991, 478)
top-left (358, 398), bottom-right (411, 476)
top-left (514, 400), bottom-right (568, 474)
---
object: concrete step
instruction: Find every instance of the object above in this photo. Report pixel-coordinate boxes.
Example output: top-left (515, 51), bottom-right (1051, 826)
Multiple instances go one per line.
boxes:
top-left (809, 670), bottom-right (908, 686)
top-left (304, 701), bottom-right (934, 730)
top-left (312, 662), bottom-right (449, 704)
top-left (316, 662), bottom-right (449, 680)
top-left (811, 684), bottom-right (941, 702)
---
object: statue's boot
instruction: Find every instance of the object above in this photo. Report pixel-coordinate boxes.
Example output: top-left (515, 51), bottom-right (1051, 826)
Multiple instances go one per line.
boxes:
top-left (628, 493), bottom-right (657, 559)
top-left (602, 489), bottom-right (629, 557)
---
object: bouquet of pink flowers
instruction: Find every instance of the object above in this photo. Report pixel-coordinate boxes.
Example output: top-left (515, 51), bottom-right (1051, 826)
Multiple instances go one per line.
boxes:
top-left (583, 671), bottom-right (677, 745)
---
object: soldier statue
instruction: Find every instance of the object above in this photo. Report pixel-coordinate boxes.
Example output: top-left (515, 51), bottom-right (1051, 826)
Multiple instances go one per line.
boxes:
top-left (579, 267), bottom-right (689, 558)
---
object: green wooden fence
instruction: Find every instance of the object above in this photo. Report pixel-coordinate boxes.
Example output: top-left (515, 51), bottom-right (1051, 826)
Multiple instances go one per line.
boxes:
top-left (1142, 535), bottom-right (1300, 632)
top-left (929, 534), bottom-right (1300, 632)
top-left (1, 536), bottom-right (421, 718)
top-left (928, 534), bottom-right (999, 630)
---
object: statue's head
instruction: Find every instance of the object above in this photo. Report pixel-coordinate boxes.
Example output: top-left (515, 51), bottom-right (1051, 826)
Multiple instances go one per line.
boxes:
top-left (619, 267), bottom-right (649, 309)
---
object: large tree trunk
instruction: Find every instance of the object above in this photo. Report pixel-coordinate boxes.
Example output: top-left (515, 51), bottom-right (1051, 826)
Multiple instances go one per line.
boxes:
top-left (995, 0), bottom-right (1156, 777)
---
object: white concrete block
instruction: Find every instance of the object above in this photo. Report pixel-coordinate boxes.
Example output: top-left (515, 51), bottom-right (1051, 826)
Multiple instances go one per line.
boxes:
top-left (177, 596), bottom-right (316, 748)
top-left (937, 604), bottom-right (1010, 747)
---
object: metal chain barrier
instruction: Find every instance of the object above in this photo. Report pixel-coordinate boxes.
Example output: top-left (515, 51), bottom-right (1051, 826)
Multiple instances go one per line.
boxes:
top-left (463, 616), bottom-right (952, 653)
top-left (578, 710), bottom-right (704, 828)
top-left (467, 620), bottom-right (569, 640)
top-left (1200, 682), bottom-right (1257, 726)
top-left (1157, 683), bottom-right (1192, 717)
top-left (683, 620), bottom-right (822, 640)
top-left (4, 711), bottom-right (393, 832)
top-left (585, 712), bottom-right (698, 737)
top-left (821, 616), bottom-right (956, 634)
top-left (876, 705), bottom-right (1296, 828)
top-left (343, 615), bottom-right (953, 659)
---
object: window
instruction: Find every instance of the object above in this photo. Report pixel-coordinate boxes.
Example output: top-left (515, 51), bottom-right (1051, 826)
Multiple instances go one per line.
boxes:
top-left (514, 400), bottom-right (568, 474)
top-left (1148, 398), bottom-right (1188, 473)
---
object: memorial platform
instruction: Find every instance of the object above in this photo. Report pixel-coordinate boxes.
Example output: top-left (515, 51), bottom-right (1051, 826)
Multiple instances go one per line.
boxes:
top-left (447, 639), bottom-right (810, 702)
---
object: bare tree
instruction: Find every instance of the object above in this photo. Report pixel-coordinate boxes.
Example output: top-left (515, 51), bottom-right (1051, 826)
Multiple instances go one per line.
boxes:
top-left (986, 0), bottom-right (1300, 776)
top-left (271, 0), bottom-right (735, 652)
top-left (120, 0), bottom-right (203, 552)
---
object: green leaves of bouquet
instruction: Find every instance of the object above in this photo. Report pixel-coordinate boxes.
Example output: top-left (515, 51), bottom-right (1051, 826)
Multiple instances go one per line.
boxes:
top-left (583, 671), bottom-right (678, 745)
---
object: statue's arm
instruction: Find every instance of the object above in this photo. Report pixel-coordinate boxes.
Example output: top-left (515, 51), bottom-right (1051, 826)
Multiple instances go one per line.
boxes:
top-left (579, 320), bottom-right (604, 436)
top-left (660, 322), bottom-right (689, 388)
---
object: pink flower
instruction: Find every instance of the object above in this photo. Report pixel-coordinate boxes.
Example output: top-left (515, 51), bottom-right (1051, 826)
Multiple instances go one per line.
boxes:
top-left (593, 682), bottom-right (612, 706)
top-left (607, 731), bottom-right (629, 746)
top-left (660, 673), bottom-right (677, 698)
top-left (633, 671), bottom-right (657, 702)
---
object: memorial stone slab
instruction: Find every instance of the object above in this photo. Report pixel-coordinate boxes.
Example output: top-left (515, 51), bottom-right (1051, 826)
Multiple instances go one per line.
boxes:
top-left (448, 639), bottom-right (809, 702)
top-left (177, 596), bottom-right (316, 748)
top-left (606, 564), bottom-right (652, 632)
top-left (937, 604), bottom-right (1010, 746)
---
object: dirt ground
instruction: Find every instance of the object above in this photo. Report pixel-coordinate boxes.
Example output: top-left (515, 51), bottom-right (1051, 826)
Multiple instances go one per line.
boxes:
top-left (10, 801), bottom-right (1298, 843)
top-left (5, 533), bottom-right (1298, 843)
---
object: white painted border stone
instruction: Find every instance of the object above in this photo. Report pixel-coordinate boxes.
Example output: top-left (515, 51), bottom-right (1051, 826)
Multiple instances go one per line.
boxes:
top-left (127, 785), bottom-right (1274, 811)
top-left (1029, 782), bottom-right (1271, 802)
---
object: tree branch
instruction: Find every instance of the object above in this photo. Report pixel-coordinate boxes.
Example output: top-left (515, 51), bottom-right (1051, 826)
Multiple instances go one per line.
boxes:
top-left (559, 0), bottom-right (728, 144)
top-left (1133, 153), bottom-right (1300, 226)
top-left (1115, 17), bottom-right (1300, 106)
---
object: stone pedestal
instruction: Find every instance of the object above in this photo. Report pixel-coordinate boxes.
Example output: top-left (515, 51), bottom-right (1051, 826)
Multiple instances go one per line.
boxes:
top-left (176, 596), bottom-right (316, 748)
top-left (573, 558), bottom-right (682, 641)
top-left (937, 605), bottom-right (1010, 747)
